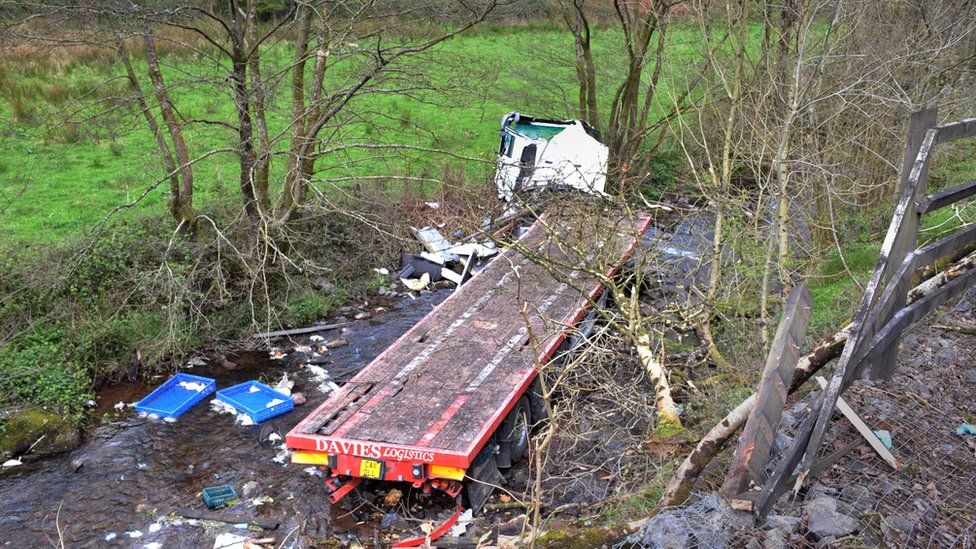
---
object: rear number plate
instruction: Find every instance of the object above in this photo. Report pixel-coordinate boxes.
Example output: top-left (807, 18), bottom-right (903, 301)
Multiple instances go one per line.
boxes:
top-left (359, 459), bottom-right (384, 479)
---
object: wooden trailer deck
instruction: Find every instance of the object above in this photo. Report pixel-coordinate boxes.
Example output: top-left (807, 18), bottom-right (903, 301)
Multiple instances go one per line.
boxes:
top-left (287, 210), bottom-right (652, 469)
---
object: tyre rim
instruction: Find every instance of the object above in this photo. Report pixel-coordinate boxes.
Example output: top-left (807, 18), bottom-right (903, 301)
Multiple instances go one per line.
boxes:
top-left (514, 409), bottom-right (529, 448)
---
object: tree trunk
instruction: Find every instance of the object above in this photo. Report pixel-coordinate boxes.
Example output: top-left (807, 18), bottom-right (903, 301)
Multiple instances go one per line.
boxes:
top-left (142, 29), bottom-right (195, 231)
top-left (228, 0), bottom-right (259, 230)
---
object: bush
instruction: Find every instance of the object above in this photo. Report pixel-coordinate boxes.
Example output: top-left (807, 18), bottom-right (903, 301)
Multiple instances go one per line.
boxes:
top-left (0, 328), bottom-right (92, 419)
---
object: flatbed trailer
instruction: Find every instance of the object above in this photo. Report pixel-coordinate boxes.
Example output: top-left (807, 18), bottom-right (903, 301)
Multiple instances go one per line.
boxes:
top-left (286, 210), bottom-right (651, 545)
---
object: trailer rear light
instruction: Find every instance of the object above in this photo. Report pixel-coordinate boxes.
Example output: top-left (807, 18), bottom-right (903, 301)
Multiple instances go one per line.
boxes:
top-left (291, 452), bottom-right (334, 467)
top-left (429, 464), bottom-right (465, 481)
top-left (412, 464), bottom-right (424, 479)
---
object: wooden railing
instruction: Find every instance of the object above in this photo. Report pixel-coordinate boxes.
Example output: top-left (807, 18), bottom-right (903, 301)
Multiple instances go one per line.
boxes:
top-left (753, 108), bottom-right (976, 516)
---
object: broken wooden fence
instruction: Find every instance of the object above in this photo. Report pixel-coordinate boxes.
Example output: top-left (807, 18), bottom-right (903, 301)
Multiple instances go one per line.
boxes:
top-left (749, 108), bottom-right (976, 517)
top-left (721, 285), bottom-right (812, 502)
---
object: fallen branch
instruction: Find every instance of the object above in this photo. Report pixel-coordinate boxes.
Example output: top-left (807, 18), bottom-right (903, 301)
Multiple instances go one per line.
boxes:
top-left (637, 329), bottom-right (681, 430)
top-left (627, 287), bottom-right (681, 430)
top-left (933, 323), bottom-right (976, 335)
top-left (660, 323), bottom-right (852, 506)
top-left (252, 321), bottom-right (351, 339)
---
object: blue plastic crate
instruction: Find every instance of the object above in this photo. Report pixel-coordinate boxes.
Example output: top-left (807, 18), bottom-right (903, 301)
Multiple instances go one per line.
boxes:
top-left (201, 484), bottom-right (237, 509)
top-left (216, 381), bottom-right (294, 423)
top-left (134, 373), bottom-right (216, 418)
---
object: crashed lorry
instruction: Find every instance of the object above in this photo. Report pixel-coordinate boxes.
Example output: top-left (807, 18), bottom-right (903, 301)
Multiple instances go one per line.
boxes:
top-left (286, 113), bottom-right (639, 546)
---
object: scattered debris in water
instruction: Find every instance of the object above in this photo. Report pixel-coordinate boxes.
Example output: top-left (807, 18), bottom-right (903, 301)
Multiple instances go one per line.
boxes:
top-left (125, 530), bottom-right (142, 538)
top-left (213, 532), bottom-right (247, 548)
top-left (210, 399), bottom-right (255, 426)
top-left (3, 459), bottom-right (22, 468)
top-left (178, 381), bottom-right (207, 392)
top-left (274, 373), bottom-right (293, 396)
top-left (104, 532), bottom-right (116, 541)
top-left (252, 495), bottom-right (273, 506)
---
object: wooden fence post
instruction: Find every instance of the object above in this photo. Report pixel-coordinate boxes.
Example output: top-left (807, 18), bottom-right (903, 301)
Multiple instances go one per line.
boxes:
top-left (721, 285), bottom-right (812, 501)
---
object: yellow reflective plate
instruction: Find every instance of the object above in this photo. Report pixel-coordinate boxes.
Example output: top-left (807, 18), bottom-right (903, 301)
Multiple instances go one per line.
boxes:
top-left (359, 459), bottom-right (383, 479)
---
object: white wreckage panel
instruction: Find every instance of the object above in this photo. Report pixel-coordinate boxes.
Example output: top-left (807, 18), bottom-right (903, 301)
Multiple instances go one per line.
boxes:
top-left (494, 112), bottom-right (608, 201)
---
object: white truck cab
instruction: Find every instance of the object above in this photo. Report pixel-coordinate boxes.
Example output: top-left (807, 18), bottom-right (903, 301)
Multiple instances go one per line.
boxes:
top-left (494, 112), bottom-right (609, 201)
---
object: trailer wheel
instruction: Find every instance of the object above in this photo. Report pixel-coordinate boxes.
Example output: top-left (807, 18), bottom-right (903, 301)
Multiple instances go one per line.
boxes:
top-left (500, 397), bottom-right (531, 464)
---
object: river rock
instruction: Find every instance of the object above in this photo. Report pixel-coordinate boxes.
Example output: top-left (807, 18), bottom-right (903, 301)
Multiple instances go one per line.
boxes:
top-left (632, 512), bottom-right (690, 548)
top-left (0, 407), bottom-right (81, 459)
top-left (325, 337), bottom-right (349, 349)
top-left (291, 393), bottom-right (307, 406)
top-left (805, 496), bottom-right (859, 539)
top-left (354, 311), bottom-right (372, 320)
top-left (764, 514), bottom-right (801, 534)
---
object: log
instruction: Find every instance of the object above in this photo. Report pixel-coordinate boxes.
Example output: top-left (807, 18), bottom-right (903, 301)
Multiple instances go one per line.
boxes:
top-left (252, 321), bottom-right (351, 339)
top-left (637, 329), bottom-right (681, 429)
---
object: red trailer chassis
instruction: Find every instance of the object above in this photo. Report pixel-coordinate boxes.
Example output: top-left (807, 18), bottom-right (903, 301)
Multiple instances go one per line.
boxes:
top-left (286, 210), bottom-right (651, 545)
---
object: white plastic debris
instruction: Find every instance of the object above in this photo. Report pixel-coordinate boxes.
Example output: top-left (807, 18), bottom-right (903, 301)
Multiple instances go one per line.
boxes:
top-left (234, 523), bottom-right (249, 529)
top-left (213, 532), bottom-right (246, 549)
top-left (309, 335), bottom-right (324, 342)
top-left (126, 530), bottom-right (143, 538)
top-left (252, 495), bottom-right (274, 506)
top-left (450, 508), bottom-right (474, 537)
top-left (210, 399), bottom-right (254, 426)
top-left (178, 381), bottom-right (207, 392)
top-left (268, 433), bottom-right (282, 443)
top-left (144, 543), bottom-right (162, 549)
top-left (303, 466), bottom-right (323, 477)
top-left (86, 399), bottom-right (96, 407)
top-left (114, 401), bottom-right (126, 411)
top-left (306, 364), bottom-right (329, 380)
top-left (148, 522), bottom-right (162, 533)
top-left (373, 267), bottom-right (390, 276)
top-left (186, 357), bottom-right (207, 367)
top-left (294, 345), bottom-right (312, 354)
top-left (163, 416), bottom-right (177, 423)
top-left (104, 532), bottom-right (117, 541)
top-left (425, 201), bottom-right (440, 209)
top-left (401, 272), bottom-right (431, 292)
top-left (275, 373), bottom-right (293, 396)
top-left (2, 459), bottom-right (22, 468)
top-left (305, 364), bottom-right (336, 394)
top-left (272, 448), bottom-right (291, 465)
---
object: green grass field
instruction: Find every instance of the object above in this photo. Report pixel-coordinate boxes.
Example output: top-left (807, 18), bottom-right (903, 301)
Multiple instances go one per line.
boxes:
top-left (0, 23), bottom-right (713, 243)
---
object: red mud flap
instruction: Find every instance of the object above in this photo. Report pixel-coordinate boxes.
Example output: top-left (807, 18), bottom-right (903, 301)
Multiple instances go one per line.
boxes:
top-left (392, 502), bottom-right (463, 548)
top-left (325, 475), bottom-right (362, 504)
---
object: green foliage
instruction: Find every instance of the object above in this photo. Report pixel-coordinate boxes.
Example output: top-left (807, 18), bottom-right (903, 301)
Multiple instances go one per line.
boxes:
top-left (282, 288), bottom-right (348, 327)
top-left (0, 328), bottom-right (92, 419)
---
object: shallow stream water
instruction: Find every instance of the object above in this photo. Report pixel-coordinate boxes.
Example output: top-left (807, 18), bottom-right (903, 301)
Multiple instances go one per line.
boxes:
top-left (0, 292), bottom-right (444, 547)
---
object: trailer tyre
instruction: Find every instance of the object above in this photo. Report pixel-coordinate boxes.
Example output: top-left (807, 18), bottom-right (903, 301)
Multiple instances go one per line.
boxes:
top-left (500, 397), bottom-right (531, 464)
